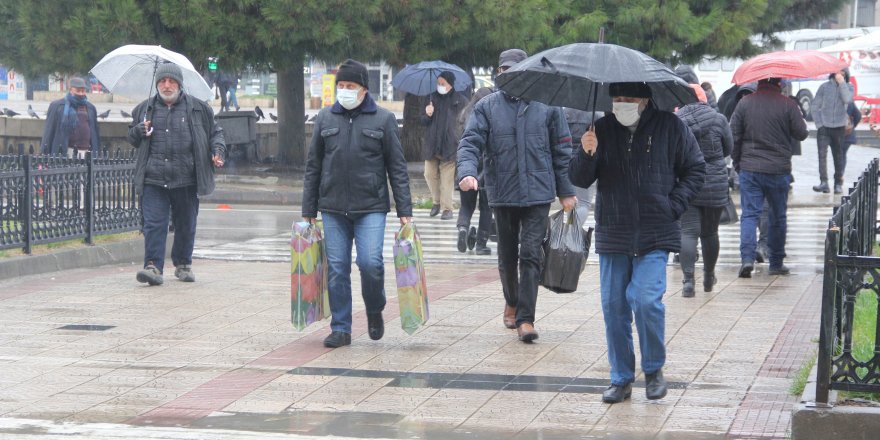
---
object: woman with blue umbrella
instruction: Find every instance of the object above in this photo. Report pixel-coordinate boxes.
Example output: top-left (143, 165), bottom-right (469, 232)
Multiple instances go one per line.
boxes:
top-left (421, 71), bottom-right (468, 219)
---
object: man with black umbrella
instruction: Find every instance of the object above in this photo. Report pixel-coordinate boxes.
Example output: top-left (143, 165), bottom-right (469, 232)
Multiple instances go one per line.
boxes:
top-left (570, 82), bottom-right (705, 404)
top-left (423, 71), bottom-right (468, 220)
top-left (458, 48), bottom-right (578, 343)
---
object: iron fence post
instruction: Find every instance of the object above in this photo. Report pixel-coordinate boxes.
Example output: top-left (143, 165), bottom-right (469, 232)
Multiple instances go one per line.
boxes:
top-left (85, 152), bottom-right (94, 245)
top-left (815, 225), bottom-right (840, 404)
top-left (22, 154), bottom-right (33, 254)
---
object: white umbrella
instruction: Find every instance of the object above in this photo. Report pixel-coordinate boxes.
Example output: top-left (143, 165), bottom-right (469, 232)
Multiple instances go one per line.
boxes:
top-left (90, 44), bottom-right (213, 102)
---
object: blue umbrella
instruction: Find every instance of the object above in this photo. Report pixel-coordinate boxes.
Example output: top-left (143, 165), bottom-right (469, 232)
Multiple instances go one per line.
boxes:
top-left (392, 61), bottom-right (472, 96)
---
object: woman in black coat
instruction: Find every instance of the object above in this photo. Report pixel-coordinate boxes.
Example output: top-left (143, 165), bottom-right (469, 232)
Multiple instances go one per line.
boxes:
top-left (675, 85), bottom-right (733, 297)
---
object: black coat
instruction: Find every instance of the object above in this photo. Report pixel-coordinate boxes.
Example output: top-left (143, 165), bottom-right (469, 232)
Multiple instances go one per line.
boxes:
top-left (730, 83), bottom-right (808, 175)
top-left (421, 90), bottom-right (468, 161)
top-left (458, 91), bottom-right (575, 208)
top-left (302, 94), bottom-right (412, 218)
top-left (127, 94), bottom-right (225, 196)
top-left (569, 107), bottom-right (706, 255)
top-left (676, 102), bottom-right (732, 208)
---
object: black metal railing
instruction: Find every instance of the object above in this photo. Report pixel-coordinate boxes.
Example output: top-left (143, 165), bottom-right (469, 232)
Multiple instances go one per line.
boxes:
top-left (815, 157), bottom-right (880, 404)
top-left (0, 151), bottom-right (140, 254)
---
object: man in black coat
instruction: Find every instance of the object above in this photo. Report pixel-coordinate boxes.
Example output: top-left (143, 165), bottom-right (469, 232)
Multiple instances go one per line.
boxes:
top-left (422, 71), bottom-right (468, 220)
top-left (127, 63), bottom-right (226, 287)
top-left (570, 82), bottom-right (705, 404)
top-left (303, 59), bottom-right (413, 349)
top-left (40, 77), bottom-right (101, 158)
top-left (730, 78), bottom-right (808, 278)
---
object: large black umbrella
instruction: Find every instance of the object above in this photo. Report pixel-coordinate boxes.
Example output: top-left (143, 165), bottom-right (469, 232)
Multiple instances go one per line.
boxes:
top-left (495, 43), bottom-right (696, 112)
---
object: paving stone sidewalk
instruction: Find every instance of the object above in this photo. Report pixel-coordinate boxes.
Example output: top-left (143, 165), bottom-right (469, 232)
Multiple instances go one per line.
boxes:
top-left (0, 256), bottom-right (821, 439)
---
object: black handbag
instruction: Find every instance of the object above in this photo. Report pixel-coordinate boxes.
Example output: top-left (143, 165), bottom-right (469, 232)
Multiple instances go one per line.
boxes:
top-left (719, 194), bottom-right (738, 225)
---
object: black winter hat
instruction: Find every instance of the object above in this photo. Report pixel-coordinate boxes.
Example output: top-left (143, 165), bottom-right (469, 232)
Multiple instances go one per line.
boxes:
top-left (438, 71), bottom-right (456, 88)
top-left (155, 63), bottom-right (183, 86)
top-left (609, 82), bottom-right (652, 98)
top-left (335, 59), bottom-right (369, 88)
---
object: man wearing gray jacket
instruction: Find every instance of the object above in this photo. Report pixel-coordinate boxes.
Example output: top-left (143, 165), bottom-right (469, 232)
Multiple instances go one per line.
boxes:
top-left (811, 69), bottom-right (853, 194)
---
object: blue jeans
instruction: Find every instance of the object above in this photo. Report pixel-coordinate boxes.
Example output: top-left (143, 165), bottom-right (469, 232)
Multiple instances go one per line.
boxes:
top-left (322, 212), bottom-right (387, 334)
top-left (599, 250), bottom-right (668, 386)
top-left (227, 87), bottom-right (239, 110)
top-left (141, 184), bottom-right (199, 273)
top-left (739, 171), bottom-right (790, 268)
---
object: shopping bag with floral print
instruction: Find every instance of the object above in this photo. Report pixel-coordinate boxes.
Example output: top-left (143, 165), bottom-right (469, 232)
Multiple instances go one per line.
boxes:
top-left (291, 221), bottom-right (330, 330)
top-left (393, 222), bottom-right (429, 334)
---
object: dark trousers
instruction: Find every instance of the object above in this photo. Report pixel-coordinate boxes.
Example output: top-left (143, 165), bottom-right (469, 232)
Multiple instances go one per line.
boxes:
top-left (494, 204), bottom-right (550, 326)
top-left (680, 205), bottom-right (723, 278)
top-left (817, 126), bottom-right (846, 184)
top-left (142, 184), bottom-right (199, 273)
top-left (456, 188), bottom-right (492, 239)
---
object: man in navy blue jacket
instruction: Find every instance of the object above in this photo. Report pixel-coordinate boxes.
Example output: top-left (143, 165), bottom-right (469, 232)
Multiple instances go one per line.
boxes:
top-left (458, 49), bottom-right (577, 343)
top-left (570, 82), bottom-right (705, 404)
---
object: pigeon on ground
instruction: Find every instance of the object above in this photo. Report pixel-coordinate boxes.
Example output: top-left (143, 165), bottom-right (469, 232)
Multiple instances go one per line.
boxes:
top-left (3, 108), bottom-right (20, 117)
top-left (27, 105), bottom-right (40, 119)
top-left (120, 110), bottom-right (131, 119)
top-left (254, 106), bottom-right (265, 120)
top-left (97, 109), bottom-right (111, 119)
top-left (269, 112), bottom-right (278, 122)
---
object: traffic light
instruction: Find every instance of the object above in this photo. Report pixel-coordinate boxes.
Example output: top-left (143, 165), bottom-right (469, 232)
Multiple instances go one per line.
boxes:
top-left (207, 57), bottom-right (218, 72)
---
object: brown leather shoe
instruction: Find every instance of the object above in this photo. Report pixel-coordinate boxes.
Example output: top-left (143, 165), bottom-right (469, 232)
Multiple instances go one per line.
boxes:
top-left (517, 322), bottom-right (538, 342)
top-left (503, 305), bottom-right (516, 329)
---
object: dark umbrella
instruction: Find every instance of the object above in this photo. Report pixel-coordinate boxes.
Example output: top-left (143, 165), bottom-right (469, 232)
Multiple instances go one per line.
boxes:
top-left (392, 61), bottom-right (472, 96)
top-left (495, 43), bottom-right (696, 112)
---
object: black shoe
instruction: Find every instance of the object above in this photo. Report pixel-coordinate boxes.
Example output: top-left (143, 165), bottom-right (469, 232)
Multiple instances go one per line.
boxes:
top-left (475, 244), bottom-right (491, 255)
top-left (367, 312), bottom-right (384, 340)
top-left (645, 369), bottom-right (668, 400)
top-left (755, 248), bottom-right (766, 264)
top-left (768, 265), bottom-right (791, 276)
top-left (672, 253), bottom-right (680, 263)
top-left (738, 262), bottom-right (753, 278)
top-left (323, 331), bottom-right (351, 348)
top-left (457, 227), bottom-right (467, 253)
top-left (812, 182), bottom-right (830, 193)
top-left (429, 205), bottom-right (440, 217)
top-left (703, 272), bottom-right (716, 292)
top-left (834, 184), bottom-right (843, 194)
top-left (602, 383), bottom-right (632, 404)
top-left (467, 226), bottom-right (477, 250)
top-left (440, 210), bottom-right (453, 220)
top-left (682, 278), bottom-right (695, 298)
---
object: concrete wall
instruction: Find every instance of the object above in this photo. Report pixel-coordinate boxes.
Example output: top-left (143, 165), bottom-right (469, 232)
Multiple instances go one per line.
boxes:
top-left (0, 116), bottom-right (308, 162)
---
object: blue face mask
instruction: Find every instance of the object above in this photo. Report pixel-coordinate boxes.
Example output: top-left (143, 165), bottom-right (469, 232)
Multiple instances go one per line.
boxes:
top-left (337, 87), bottom-right (363, 110)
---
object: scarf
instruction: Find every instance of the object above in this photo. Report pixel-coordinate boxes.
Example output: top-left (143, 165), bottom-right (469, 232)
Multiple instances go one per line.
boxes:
top-left (62, 93), bottom-right (88, 133)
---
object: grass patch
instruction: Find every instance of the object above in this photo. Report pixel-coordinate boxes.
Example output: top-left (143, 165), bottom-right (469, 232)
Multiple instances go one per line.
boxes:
top-left (0, 231), bottom-right (141, 259)
top-left (839, 288), bottom-right (880, 402)
top-left (791, 354), bottom-right (817, 396)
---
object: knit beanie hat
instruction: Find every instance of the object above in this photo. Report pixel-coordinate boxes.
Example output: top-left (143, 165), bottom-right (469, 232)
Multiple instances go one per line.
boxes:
top-left (155, 63), bottom-right (183, 86)
top-left (335, 59), bottom-right (369, 88)
top-left (438, 71), bottom-right (456, 88)
top-left (609, 82), bottom-right (652, 98)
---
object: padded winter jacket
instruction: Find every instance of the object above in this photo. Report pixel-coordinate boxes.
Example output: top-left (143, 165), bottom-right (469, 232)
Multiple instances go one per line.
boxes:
top-left (457, 91), bottom-right (575, 207)
top-left (302, 94), bottom-right (412, 218)
top-left (676, 102), bottom-right (732, 208)
top-left (730, 83), bottom-right (808, 175)
top-left (569, 107), bottom-right (706, 255)
top-left (127, 94), bottom-right (225, 196)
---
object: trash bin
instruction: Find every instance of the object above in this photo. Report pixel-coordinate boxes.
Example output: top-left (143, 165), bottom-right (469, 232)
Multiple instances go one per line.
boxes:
top-left (215, 111), bottom-right (258, 162)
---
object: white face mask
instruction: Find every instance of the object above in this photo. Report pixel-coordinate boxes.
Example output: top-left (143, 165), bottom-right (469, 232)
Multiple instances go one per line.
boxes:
top-left (437, 85), bottom-right (450, 95)
top-left (612, 101), bottom-right (642, 127)
top-left (337, 87), bottom-right (363, 110)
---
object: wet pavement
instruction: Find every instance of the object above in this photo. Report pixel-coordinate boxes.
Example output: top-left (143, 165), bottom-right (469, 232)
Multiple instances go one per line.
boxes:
top-left (0, 137), bottom-right (875, 439)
